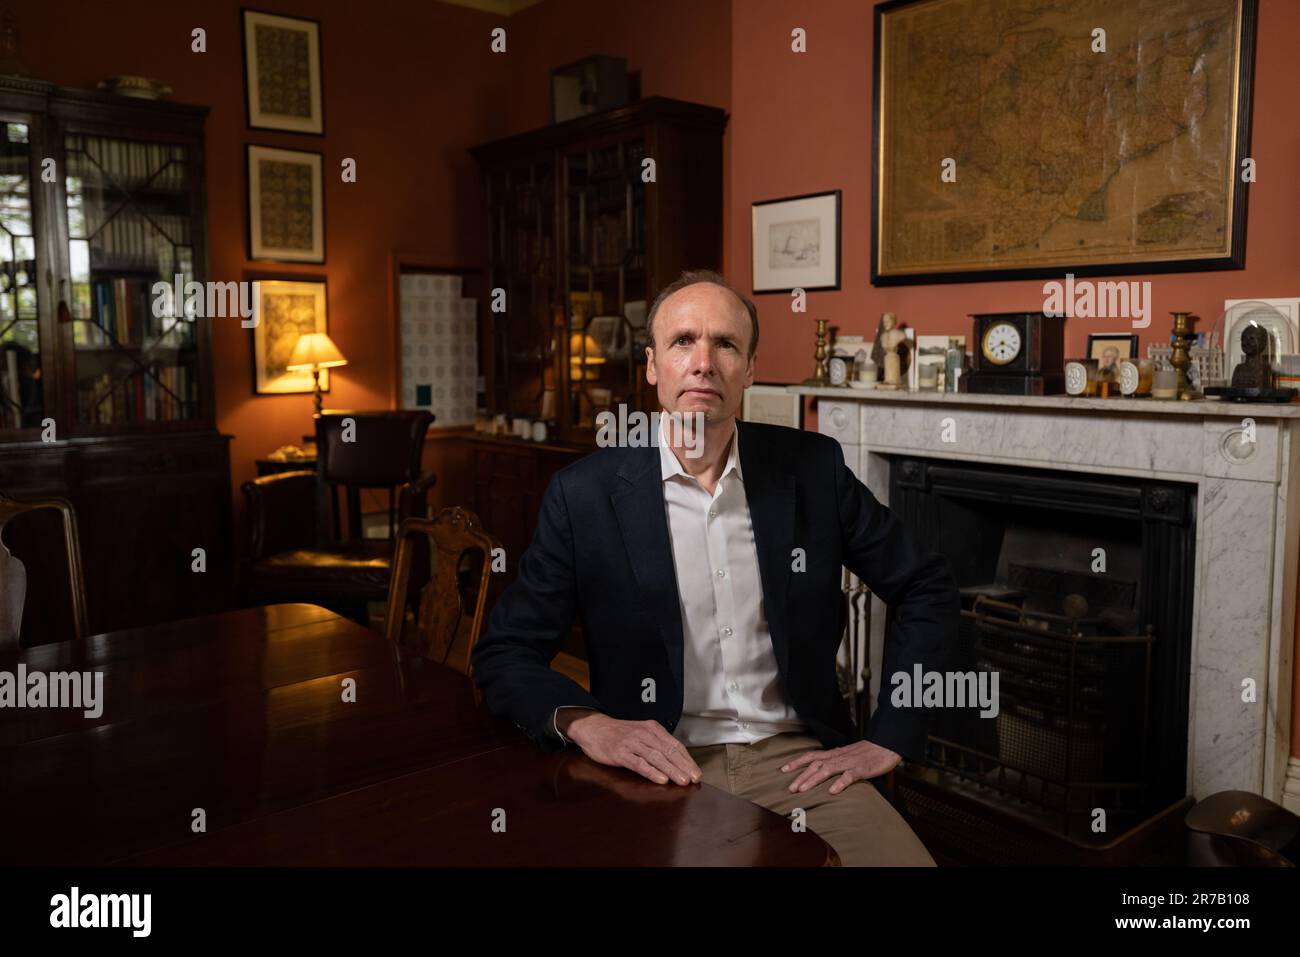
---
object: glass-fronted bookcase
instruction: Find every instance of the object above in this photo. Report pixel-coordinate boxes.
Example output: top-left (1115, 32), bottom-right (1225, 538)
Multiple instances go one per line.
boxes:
top-left (472, 97), bottom-right (727, 446)
top-left (0, 77), bottom-right (229, 643)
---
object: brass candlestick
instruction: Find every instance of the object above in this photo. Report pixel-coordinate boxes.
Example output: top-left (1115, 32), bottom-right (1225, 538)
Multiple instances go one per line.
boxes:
top-left (1169, 311), bottom-right (1199, 400)
top-left (801, 318), bottom-right (831, 386)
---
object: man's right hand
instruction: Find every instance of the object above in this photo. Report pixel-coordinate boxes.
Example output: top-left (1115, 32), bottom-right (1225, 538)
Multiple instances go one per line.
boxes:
top-left (562, 712), bottom-right (702, 786)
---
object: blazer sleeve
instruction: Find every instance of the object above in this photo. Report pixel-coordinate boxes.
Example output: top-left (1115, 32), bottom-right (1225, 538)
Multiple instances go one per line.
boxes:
top-left (470, 472), bottom-right (604, 753)
top-left (831, 438), bottom-right (960, 761)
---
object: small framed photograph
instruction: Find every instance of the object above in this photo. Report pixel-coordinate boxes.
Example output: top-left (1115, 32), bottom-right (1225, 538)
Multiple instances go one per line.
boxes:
top-left (1087, 333), bottom-right (1139, 379)
top-left (250, 276), bottom-right (329, 395)
top-left (742, 383), bottom-right (804, 430)
top-left (242, 9), bottom-right (324, 134)
top-left (751, 190), bottom-right (841, 294)
top-left (247, 144), bottom-right (325, 263)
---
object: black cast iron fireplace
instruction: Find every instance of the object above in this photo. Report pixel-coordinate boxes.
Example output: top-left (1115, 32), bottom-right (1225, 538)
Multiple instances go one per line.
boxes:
top-left (878, 457), bottom-right (1197, 865)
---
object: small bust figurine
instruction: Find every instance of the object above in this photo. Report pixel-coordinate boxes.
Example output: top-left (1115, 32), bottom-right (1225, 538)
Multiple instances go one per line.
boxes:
top-left (1230, 324), bottom-right (1274, 390)
top-left (871, 312), bottom-right (911, 387)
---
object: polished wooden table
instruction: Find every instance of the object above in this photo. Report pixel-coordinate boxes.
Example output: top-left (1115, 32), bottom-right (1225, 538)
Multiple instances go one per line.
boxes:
top-left (0, 604), bottom-right (834, 866)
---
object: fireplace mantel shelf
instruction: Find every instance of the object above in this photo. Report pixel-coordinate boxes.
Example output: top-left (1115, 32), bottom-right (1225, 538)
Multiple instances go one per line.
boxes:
top-left (787, 385), bottom-right (1300, 418)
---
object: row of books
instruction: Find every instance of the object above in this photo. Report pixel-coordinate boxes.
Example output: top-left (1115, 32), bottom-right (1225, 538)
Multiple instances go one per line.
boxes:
top-left (75, 137), bottom-right (189, 191)
top-left (82, 216), bottom-right (190, 270)
top-left (91, 277), bottom-right (167, 345)
top-left (77, 366), bottom-right (192, 425)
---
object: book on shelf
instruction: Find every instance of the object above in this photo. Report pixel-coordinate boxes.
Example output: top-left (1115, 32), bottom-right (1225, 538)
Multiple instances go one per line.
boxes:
top-left (77, 364), bottom-right (190, 425)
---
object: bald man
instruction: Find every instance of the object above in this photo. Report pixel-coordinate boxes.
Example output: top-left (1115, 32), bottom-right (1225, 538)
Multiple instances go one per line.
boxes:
top-left (472, 269), bottom-right (958, 865)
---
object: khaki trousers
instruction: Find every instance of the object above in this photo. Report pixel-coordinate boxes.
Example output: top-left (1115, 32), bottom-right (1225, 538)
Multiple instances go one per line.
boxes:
top-left (686, 732), bottom-right (936, 866)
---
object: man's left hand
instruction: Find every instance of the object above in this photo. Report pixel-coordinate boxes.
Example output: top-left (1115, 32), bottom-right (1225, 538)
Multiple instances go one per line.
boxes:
top-left (780, 740), bottom-right (902, 795)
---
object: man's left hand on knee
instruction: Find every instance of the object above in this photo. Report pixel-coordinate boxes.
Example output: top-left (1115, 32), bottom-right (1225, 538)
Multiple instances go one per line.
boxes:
top-left (780, 740), bottom-right (901, 795)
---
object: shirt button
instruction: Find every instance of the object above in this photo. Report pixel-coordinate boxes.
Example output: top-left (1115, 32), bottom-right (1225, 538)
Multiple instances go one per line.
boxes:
top-left (715, 568), bottom-right (726, 578)
top-left (708, 509), bottom-right (716, 519)
top-left (729, 681), bottom-right (739, 692)
top-left (721, 626), bottom-right (733, 637)
top-left (740, 721), bottom-right (750, 730)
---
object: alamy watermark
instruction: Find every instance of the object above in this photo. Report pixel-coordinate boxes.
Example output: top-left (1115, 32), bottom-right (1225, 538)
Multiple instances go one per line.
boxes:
top-left (0, 666), bottom-right (104, 718)
top-left (891, 664), bottom-right (1000, 718)
top-left (595, 407), bottom-right (707, 458)
top-left (1042, 273), bottom-right (1150, 329)
top-left (150, 275), bottom-right (260, 328)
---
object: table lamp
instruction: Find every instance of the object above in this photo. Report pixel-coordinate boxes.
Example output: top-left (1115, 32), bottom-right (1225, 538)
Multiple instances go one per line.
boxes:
top-left (568, 331), bottom-right (605, 381)
top-left (286, 332), bottom-right (348, 416)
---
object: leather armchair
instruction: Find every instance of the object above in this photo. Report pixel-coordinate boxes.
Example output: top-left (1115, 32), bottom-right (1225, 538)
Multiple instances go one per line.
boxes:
top-left (241, 410), bottom-right (436, 622)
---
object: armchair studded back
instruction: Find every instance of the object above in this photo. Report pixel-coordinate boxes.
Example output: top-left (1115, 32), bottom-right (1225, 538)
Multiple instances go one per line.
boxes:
top-left (385, 508), bottom-right (500, 688)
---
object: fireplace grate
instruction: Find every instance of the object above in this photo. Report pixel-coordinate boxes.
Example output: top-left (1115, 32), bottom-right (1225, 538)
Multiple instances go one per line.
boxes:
top-left (924, 592), bottom-right (1154, 841)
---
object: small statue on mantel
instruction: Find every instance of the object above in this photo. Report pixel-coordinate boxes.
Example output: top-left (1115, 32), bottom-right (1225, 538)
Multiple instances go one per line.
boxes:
top-left (1230, 324), bottom-right (1275, 390)
top-left (871, 312), bottom-right (911, 389)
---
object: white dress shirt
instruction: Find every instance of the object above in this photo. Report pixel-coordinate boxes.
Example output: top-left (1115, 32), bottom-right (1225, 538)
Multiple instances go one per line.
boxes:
top-left (657, 416), bottom-right (806, 746)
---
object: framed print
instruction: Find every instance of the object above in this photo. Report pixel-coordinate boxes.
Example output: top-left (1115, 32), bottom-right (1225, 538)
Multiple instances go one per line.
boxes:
top-left (247, 145), bottom-right (325, 263)
top-left (250, 277), bottom-right (329, 394)
top-left (1087, 333), bottom-right (1139, 380)
top-left (742, 383), bottom-right (804, 430)
top-left (872, 0), bottom-right (1258, 285)
top-left (751, 190), bottom-right (841, 294)
top-left (242, 9), bottom-right (324, 134)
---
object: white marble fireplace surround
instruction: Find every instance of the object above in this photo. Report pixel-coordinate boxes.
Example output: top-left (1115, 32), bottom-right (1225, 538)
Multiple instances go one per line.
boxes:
top-left (790, 387), bottom-right (1300, 810)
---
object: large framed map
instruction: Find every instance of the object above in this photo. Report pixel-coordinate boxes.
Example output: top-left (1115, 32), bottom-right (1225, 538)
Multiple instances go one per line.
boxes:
top-left (872, 0), bottom-right (1258, 285)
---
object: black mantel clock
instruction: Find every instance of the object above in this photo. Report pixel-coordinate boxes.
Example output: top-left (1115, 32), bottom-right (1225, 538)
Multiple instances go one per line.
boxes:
top-left (965, 312), bottom-right (1066, 395)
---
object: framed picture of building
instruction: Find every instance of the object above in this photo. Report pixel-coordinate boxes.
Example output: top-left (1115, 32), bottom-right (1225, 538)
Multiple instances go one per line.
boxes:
top-left (751, 191), bottom-right (841, 294)
top-left (242, 9), bottom-right (324, 134)
top-left (247, 145), bottom-right (325, 263)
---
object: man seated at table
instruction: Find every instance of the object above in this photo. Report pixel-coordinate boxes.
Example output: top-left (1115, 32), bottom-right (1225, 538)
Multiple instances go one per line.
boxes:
top-left (471, 270), bottom-right (959, 866)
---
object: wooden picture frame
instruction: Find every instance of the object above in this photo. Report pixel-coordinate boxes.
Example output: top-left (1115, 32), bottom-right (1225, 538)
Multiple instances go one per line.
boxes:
top-left (1087, 333), bottom-right (1139, 380)
top-left (742, 383), bottom-right (805, 430)
top-left (249, 276), bottom-right (329, 395)
top-left (242, 8), bottom-right (324, 135)
top-left (247, 144), bottom-right (325, 263)
top-left (751, 190), bottom-right (841, 294)
top-left (872, 0), bottom-right (1258, 286)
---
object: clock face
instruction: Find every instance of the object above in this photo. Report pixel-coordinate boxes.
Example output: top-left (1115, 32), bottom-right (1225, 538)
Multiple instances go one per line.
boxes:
top-left (981, 321), bottom-right (1022, 366)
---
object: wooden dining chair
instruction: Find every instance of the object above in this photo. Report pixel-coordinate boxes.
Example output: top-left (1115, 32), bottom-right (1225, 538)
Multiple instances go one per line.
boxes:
top-left (384, 507), bottom-right (501, 692)
top-left (0, 492), bottom-right (89, 651)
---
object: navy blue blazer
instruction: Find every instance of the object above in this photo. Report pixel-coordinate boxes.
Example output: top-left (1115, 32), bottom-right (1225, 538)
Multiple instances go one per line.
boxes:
top-left (470, 419), bottom-right (959, 760)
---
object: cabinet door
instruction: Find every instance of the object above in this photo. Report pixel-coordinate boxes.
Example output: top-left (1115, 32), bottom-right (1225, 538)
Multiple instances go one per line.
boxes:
top-left (60, 129), bottom-right (202, 432)
top-left (485, 157), bottom-right (558, 423)
top-left (561, 135), bottom-right (650, 440)
top-left (0, 115), bottom-right (50, 436)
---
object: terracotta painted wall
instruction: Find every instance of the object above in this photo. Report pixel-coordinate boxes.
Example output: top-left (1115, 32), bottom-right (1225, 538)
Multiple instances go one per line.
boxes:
top-left (726, 0), bottom-right (1300, 759)
top-left (22, 0), bottom-right (513, 520)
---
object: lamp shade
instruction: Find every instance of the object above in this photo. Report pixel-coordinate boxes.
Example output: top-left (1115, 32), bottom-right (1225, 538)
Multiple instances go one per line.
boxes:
top-left (286, 332), bottom-right (348, 371)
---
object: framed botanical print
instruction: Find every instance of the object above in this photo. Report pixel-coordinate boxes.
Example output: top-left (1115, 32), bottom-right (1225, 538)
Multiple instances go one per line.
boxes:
top-left (250, 277), bottom-right (329, 394)
top-left (247, 145), bottom-right (325, 263)
top-left (872, 0), bottom-right (1258, 285)
top-left (742, 383), bottom-right (804, 430)
top-left (242, 9), bottom-right (324, 134)
top-left (751, 191), bottom-right (841, 294)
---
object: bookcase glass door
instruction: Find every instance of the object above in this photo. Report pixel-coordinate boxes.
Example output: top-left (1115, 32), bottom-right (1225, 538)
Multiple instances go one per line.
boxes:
top-left (488, 159), bottom-right (556, 422)
top-left (0, 121), bottom-right (42, 431)
top-left (563, 137), bottom-right (648, 433)
top-left (63, 132), bottom-right (198, 427)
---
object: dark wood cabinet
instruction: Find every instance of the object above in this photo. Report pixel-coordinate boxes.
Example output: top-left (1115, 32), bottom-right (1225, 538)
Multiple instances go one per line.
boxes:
top-left (0, 77), bottom-right (230, 643)
top-left (470, 97), bottom-right (728, 446)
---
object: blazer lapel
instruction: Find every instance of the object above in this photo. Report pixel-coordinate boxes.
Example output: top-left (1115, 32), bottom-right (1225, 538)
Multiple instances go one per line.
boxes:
top-left (737, 420), bottom-right (796, 673)
top-left (611, 446), bottom-right (686, 699)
